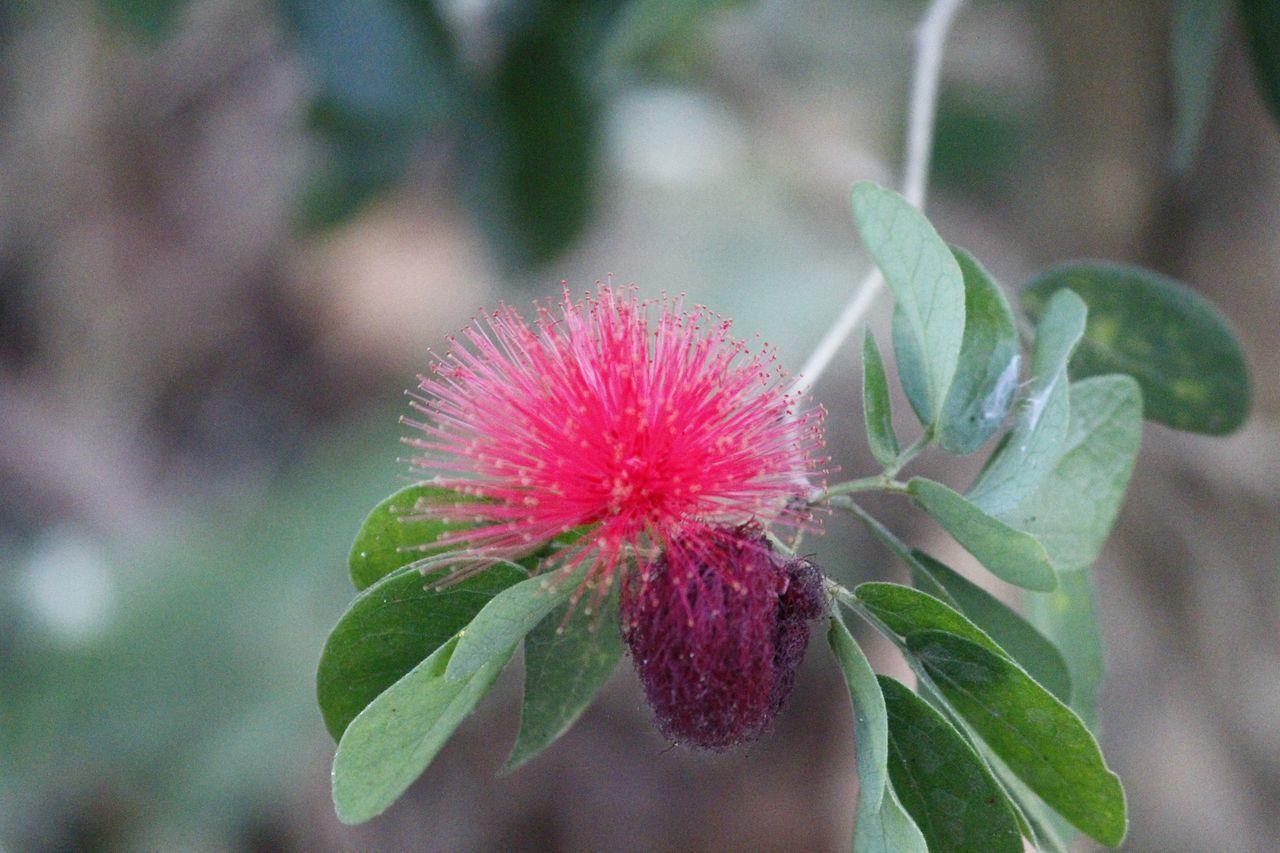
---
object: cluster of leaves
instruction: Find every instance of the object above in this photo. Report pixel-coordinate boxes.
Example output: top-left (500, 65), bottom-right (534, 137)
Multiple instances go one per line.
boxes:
top-left (94, 0), bottom-right (740, 270)
top-left (80, 0), bottom-right (1262, 844)
top-left (96, 0), bottom-right (1280, 256)
top-left (316, 179), bottom-right (1250, 847)
top-left (824, 181), bottom-right (1248, 851)
top-left (320, 488), bottom-right (622, 824)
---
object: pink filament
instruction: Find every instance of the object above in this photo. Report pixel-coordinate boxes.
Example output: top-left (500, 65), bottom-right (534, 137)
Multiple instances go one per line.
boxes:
top-left (402, 282), bottom-right (826, 602)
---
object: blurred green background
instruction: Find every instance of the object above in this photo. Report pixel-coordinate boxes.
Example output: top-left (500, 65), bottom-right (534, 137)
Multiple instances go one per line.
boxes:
top-left (1, 1), bottom-right (1278, 850)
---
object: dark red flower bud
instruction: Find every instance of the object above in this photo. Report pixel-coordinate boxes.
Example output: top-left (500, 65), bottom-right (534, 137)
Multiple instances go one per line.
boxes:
top-left (621, 525), bottom-right (827, 751)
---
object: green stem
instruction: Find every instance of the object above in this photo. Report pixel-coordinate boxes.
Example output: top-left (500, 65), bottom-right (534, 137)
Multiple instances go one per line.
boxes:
top-left (824, 575), bottom-right (858, 609)
top-left (830, 498), bottom-right (916, 564)
top-left (764, 529), bottom-right (797, 557)
top-left (824, 575), bottom-right (913, 657)
top-left (814, 476), bottom-right (910, 502)
top-left (884, 426), bottom-right (932, 478)
top-left (829, 497), bottom-right (961, 607)
top-left (811, 427), bottom-right (930, 506)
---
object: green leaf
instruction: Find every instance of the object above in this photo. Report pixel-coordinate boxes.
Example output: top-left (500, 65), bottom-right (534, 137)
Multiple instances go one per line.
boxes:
top-left (890, 304), bottom-right (932, 427)
top-left (283, 0), bottom-right (453, 128)
top-left (470, 22), bottom-right (597, 270)
top-left (316, 561), bottom-right (527, 741)
top-left (930, 84), bottom-right (1030, 195)
top-left (856, 577), bottom-right (1068, 706)
top-left (348, 485), bottom-right (483, 591)
top-left (827, 620), bottom-right (886, 817)
top-left (1240, 0), bottom-right (1280, 130)
top-left (908, 478), bottom-right (1056, 592)
top-left (936, 248), bottom-right (1020, 455)
top-left (997, 376), bottom-right (1143, 574)
top-left (282, 0), bottom-right (457, 229)
top-left (1171, 0), bottom-right (1229, 170)
top-left (294, 119), bottom-right (413, 231)
top-left (445, 567), bottom-right (586, 681)
top-left (862, 329), bottom-right (900, 467)
top-left (878, 675), bottom-right (1023, 853)
top-left (332, 635), bottom-right (513, 824)
top-left (908, 551), bottom-right (1071, 704)
top-left (984, 754), bottom-right (1073, 853)
top-left (97, 0), bottom-right (186, 38)
top-left (908, 631), bottom-right (1127, 846)
top-left (1023, 262), bottom-right (1250, 434)
top-left (504, 588), bottom-right (623, 771)
top-left (997, 375), bottom-right (1140, 731)
top-left (968, 289), bottom-right (1086, 515)
top-left (851, 181), bottom-right (966, 425)
top-left (601, 0), bottom-right (739, 67)
top-left (827, 617), bottom-right (927, 853)
top-left (1024, 568), bottom-right (1105, 731)
top-left (855, 582), bottom-right (1011, 662)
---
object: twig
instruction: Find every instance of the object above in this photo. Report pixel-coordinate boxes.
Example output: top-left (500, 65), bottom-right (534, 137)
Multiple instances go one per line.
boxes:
top-left (900, 0), bottom-right (965, 209)
top-left (793, 0), bottom-right (965, 396)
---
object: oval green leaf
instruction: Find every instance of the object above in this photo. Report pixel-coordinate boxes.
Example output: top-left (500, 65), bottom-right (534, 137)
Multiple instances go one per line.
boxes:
top-left (997, 375), bottom-right (1143, 574)
top-left (348, 484), bottom-right (486, 590)
top-left (1240, 0), bottom-right (1280, 130)
top-left (908, 551), bottom-right (1071, 703)
top-left (855, 582), bottom-right (1009, 660)
top-left (856, 578), bottom-right (1069, 704)
top-left (878, 675), bottom-right (1023, 853)
top-left (862, 329), bottom-right (900, 467)
top-left (936, 247), bottom-right (1020, 455)
top-left (908, 478), bottom-right (1056, 592)
top-left (997, 375), bottom-right (1141, 730)
top-left (283, 0), bottom-right (455, 229)
top-left (828, 616), bottom-right (927, 853)
top-left (504, 588), bottom-right (623, 772)
top-left (445, 565), bottom-right (587, 681)
top-left (317, 561), bottom-right (528, 741)
top-left (1170, 0), bottom-right (1229, 170)
top-left (98, 0), bottom-right (186, 39)
top-left (891, 303), bottom-right (932, 426)
top-left (968, 288), bottom-right (1086, 515)
top-left (852, 181), bottom-right (966, 425)
top-left (601, 0), bottom-right (733, 67)
top-left (908, 630), bottom-right (1127, 846)
top-left (1024, 567), bottom-right (1104, 732)
top-left (1023, 262), bottom-right (1250, 434)
top-left (332, 635), bottom-right (514, 825)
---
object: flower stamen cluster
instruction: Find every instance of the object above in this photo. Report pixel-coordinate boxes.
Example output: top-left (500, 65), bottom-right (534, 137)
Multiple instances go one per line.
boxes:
top-left (402, 283), bottom-right (826, 607)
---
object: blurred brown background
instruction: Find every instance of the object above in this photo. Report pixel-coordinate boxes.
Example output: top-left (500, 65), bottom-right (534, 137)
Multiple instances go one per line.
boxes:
top-left (1, 1), bottom-right (1277, 851)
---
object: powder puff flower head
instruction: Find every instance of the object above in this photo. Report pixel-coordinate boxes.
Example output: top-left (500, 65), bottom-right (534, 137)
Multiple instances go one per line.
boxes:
top-left (401, 283), bottom-right (824, 602)
top-left (320, 181), bottom-right (1247, 845)
top-left (402, 284), bottom-right (828, 750)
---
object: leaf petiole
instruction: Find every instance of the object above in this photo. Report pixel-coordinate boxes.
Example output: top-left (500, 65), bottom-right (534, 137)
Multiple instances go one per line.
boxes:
top-left (811, 426), bottom-right (930, 505)
top-left (883, 426), bottom-right (933, 478)
top-left (813, 477), bottom-right (910, 503)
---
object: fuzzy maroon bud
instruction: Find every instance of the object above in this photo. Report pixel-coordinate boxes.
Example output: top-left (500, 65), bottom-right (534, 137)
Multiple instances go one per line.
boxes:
top-left (770, 556), bottom-right (826, 716)
top-left (621, 525), bottom-right (827, 751)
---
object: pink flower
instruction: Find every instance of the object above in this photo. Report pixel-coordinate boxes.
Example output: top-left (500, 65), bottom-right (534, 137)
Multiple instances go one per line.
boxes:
top-left (402, 282), bottom-right (825, 606)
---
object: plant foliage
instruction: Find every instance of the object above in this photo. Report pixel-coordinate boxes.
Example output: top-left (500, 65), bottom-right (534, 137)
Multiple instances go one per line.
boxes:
top-left (317, 175), bottom-right (1250, 849)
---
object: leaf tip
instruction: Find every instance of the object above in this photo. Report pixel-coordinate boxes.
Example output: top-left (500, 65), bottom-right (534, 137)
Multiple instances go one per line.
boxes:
top-left (498, 749), bottom-right (532, 776)
top-left (331, 759), bottom-right (381, 826)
